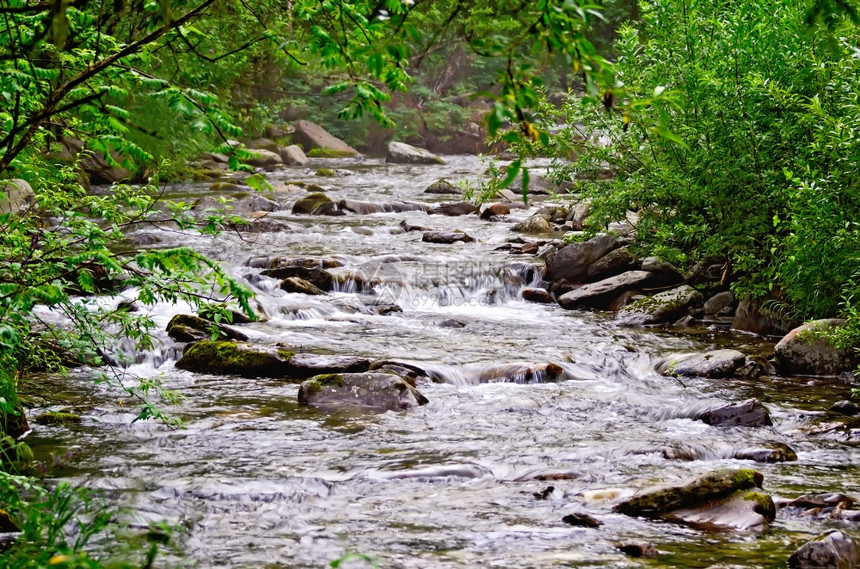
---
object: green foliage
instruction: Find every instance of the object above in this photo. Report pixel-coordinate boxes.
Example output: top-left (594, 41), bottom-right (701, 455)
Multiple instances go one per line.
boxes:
top-left (549, 0), bottom-right (860, 335)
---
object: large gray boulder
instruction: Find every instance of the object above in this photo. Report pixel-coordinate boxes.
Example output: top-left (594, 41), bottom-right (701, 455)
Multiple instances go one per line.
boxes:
top-left (0, 179), bottom-right (34, 215)
top-left (789, 531), bottom-right (860, 569)
top-left (544, 235), bottom-right (618, 283)
top-left (244, 149), bottom-right (283, 169)
top-left (614, 469), bottom-right (775, 531)
top-left (298, 372), bottom-right (428, 411)
top-left (697, 399), bottom-right (773, 427)
top-left (586, 247), bottom-right (638, 281)
top-left (775, 319), bottom-right (858, 376)
top-left (292, 120), bottom-right (360, 156)
top-left (662, 349), bottom-right (747, 378)
top-left (386, 141), bottom-right (444, 165)
top-left (557, 271), bottom-right (653, 310)
top-left (277, 144), bottom-right (309, 166)
top-left (616, 285), bottom-right (704, 326)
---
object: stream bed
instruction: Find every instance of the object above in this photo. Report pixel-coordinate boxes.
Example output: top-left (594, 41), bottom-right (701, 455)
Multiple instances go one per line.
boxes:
top-left (28, 155), bottom-right (860, 568)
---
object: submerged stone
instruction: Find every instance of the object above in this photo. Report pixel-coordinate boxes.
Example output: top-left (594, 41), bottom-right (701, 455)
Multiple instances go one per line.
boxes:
top-left (298, 372), bottom-right (428, 411)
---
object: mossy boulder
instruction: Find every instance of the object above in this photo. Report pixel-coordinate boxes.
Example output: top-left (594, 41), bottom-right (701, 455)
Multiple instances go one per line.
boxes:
top-left (616, 285), bottom-right (703, 327)
top-left (167, 314), bottom-right (247, 342)
top-left (298, 372), bottom-right (428, 411)
top-left (314, 168), bottom-right (337, 177)
top-left (34, 411), bottom-right (82, 426)
top-left (306, 148), bottom-right (357, 158)
top-left (615, 469), bottom-right (775, 530)
top-left (425, 179), bottom-right (460, 194)
top-left (291, 193), bottom-right (336, 215)
top-left (774, 319), bottom-right (859, 376)
top-left (176, 341), bottom-right (292, 378)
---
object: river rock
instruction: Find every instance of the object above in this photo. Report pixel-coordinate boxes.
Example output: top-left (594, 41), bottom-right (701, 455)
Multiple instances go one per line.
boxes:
top-left (244, 149), bottom-right (283, 169)
top-left (263, 266), bottom-right (334, 290)
top-left (733, 443), bottom-right (797, 463)
top-left (480, 203), bottom-right (510, 219)
top-left (586, 247), bottom-right (638, 281)
top-left (545, 235), bottom-right (618, 283)
top-left (0, 401), bottom-right (29, 439)
top-left (788, 530), bottom-right (860, 569)
top-left (429, 202), bottom-right (479, 216)
top-left (476, 363), bottom-right (564, 383)
top-left (268, 257), bottom-right (342, 270)
top-left (250, 137), bottom-right (277, 151)
top-left (425, 179), bottom-right (460, 194)
top-left (557, 271), bottom-right (653, 310)
top-left (176, 341), bottom-right (293, 378)
top-left (338, 199), bottom-right (384, 215)
top-left (831, 400), bottom-right (860, 415)
top-left (512, 215), bottom-right (552, 234)
top-left (522, 287), bottom-right (554, 303)
top-left (704, 291), bottom-right (736, 314)
top-left (287, 354), bottom-right (371, 379)
top-left (292, 193), bottom-right (337, 215)
top-left (280, 277), bottom-right (325, 295)
top-left (292, 120), bottom-right (360, 156)
top-left (0, 179), bottom-right (34, 215)
top-left (697, 399), bottom-right (773, 427)
top-left (297, 372), bottom-right (428, 411)
top-left (614, 469), bottom-right (775, 530)
top-left (561, 513), bottom-right (602, 528)
top-left (774, 319), bottom-right (858, 376)
top-left (208, 181), bottom-right (246, 192)
top-left (422, 231), bottom-right (474, 244)
top-left (568, 201), bottom-right (592, 230)
top-left (662, 350), bottom-right (747, 378)
top-left (616, 285), bottom-right (704, 327)
top-left (167, 314), bottom-right (248, 342)
top-left (277, 144), bottom-right (309, 166)
top-left (617, 542), bottom-right (658, 558)
top-left (386, 141), bottom-right (444, 165)
top-left (641, 257), bottom-right (684, 286)
top-left (195, 194), bottom-right (278, 213)
top-left (731, 297), bottom-right (792, 336)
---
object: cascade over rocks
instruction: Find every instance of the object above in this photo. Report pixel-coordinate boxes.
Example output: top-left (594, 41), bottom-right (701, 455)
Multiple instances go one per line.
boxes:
top-left (616, 285), bottom-right (704, 326)
top-left (292, 120), bottom-right (360, 156)
top-left (557, 271), bottom-right (653, 310)
top-left (614, 469), bottom-right (775, 530)
top-left (298, 372), bottom-right (429, 411)
top-left (661, 350), bottom-right (747, 378)
top-left (774, 319), bottom-right (858, 376)
top-left (262, 265), bottom-right (334, 290)
top-left (280, 277), bottom-right (325, 295)
top-left (545, 235), bottom-right (618, 283)
top-left (386, 141), bottom-right (445, 165)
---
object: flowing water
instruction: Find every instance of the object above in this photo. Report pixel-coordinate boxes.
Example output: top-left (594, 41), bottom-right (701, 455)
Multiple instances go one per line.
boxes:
top-left (28, 156), bottom-right (860, 568)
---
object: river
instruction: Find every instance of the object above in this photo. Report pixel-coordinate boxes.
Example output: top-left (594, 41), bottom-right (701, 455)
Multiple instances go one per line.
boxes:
top-left (28, 155), bottom-right (860, 568)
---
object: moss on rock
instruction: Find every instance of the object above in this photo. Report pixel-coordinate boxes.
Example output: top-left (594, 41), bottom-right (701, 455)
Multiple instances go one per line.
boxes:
top-left (176, 341), bottom-right (291, 378)
top-left (34, 411), bottom-right (83, 426)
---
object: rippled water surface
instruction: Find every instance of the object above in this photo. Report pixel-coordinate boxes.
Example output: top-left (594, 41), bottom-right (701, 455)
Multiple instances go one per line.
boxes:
top-left (29, 156), bottom-right (860, 568)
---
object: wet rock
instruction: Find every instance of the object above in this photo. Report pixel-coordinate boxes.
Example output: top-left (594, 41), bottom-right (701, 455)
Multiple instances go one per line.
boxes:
top-left (297, 372), bottom-right (428, 411)
top-left (228, 217), bottom-right (295, 233)
top-left (287, 354), bottom-right (371, 379)
top-left (438, 319), bottom-right (466, 328)
top-left (284, 180), bottom-right (326, 193)
top-left (176, 341), bottom-right (293, 378)
top-left (250, 137), bottom-right (277, 151)
top-left (338, 199), bottom-right (384, 215)
top-left (704, 291), bottom-right (736, 315)
top-left (775, 319), bottom-right (858, 376)
top-left (641, 257), bottom-right (684, 286)
top-left (268, 257), bottom-right (342, 270)
top-left (733, 443), bottom-right (798, 463)
top-left (263, 265), bottom-right (334, 290)
top-left (399, 220), bottom-right (429, 232)
top-left (512, 215), bottom-right (551, 234)
top-left (617, 542), bottom-right (658, 558)
top-left (167, 324), bottom-right (208, 343)
top-left (195, 194), bottom-right (278, 213)
top-left (292, 120), bottom-right (360, 156)
top-left (614, 469), bottom-right (774, 530)
top-left (561, 513), bottom-right (602, 528)
top-left (788, 530), bottom-right (860, 569)
top-left (616, 285), bottom-right (704, 327)
top-left (167, 314), bottom-right (248, 342)
top-left (34, 411), bottom-right (82, 426)
top-left (522, 287), bottom-right (554, 304)
top-left (780, 493), bottom-right (856, 511)
top-left (480, 203), bottom-right (510, 219)
top-left (732, 298), bottom-right (793, 336)
top-left (545, 235), bottom-right (618, 283)
top-left (245, 149), bottom-right (283, 169)
top-left (422, 231), bottom-right (474, 244)
top-left (557, 271), bottom-right (653, 310)
top-left (831, 400), bottom-right (860, 416)
top-left (208, 181), bottom-right (246, 192)
top-left (280, 277), bottom-right (325, 295)
top-left (662, 349), bottom-right (747, 378)
top-left (291, 193), bottom-right (337, 215)
top-left (425, 179), bottom-right (460, 194)
top-left (277, 144), bottom-right (308, 166)
top-left (0, 179), bottom-right (34, 215)
top-left (0, 401), bottom-right (28, 439)
top-left (568, 201), bottom-right (592, 231)
top-left (520, 242), bottom-right (540, 254)
top-left (429, 202), bottom-right (479, 216)
top-left (533, 486), bottom-right (555, 500)
top-left (368, 301), bottom-right (403, 315)
top-left (386, 141), bottom-right (444, 165)
top-left (586, 247), bottom-right (638, 281)
top-left (697, 399), bottom-right (773, 428)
